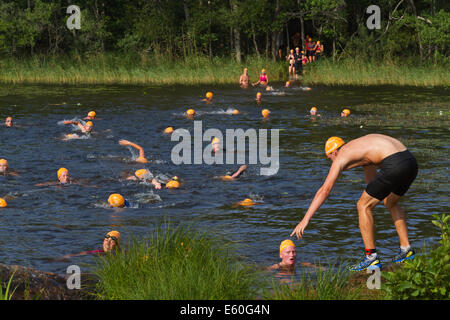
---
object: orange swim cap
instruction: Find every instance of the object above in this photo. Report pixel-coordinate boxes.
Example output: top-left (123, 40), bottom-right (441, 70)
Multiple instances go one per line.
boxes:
top-left (212, 137), bottom-right (220, 145)
top-left (85, 121), bottom-right (93, 127)
top-left (206, 92), bottom-right (213, 99)
top-left (164, 127), bottom-right (174, 134)
top-left (342, 109), bottom-right (350, 116)
top-left (106, 230), bottom-right (121, 243)
top-left (221, 175), bottom-right (233, 181)
top-left (0, 159), bottom-right (8, 165)
top-left (325, 137), bottom-right (345, 155)
top-left (135, 169), bottom-right (150, 180)
top-left (57, 167), bottom-right (68, 179)
top-left (256, 92), bottom-right (262, 97)
top-left (186, 109), bottom-right (195, 116)
top-left (232, 109), bottom-right (239, 115)
top-left (310, 107), bottom-right (318, 112)
top-left (108, 193), bottom-right (125, 208)
top-left (88, 111), bottom-right (96, 118)
top-left (239, 198), bottom-right (254, 206)
top-left (0, 198), bottom-right (7, 208)
top-left (262, 109), bottom-right (270, 118)
top-left (166, 178), bottom-right (180, 189)
top-left (280, 239), bottom-right (295, 253)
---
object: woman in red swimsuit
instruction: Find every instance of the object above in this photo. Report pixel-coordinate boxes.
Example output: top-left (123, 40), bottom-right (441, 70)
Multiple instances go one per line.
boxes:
top-left (252, 69), bottom-right (269, 87)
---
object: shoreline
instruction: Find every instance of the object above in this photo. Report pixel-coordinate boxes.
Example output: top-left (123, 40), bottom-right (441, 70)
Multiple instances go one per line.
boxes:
top-left (0, 55), bottom-right (448, 87)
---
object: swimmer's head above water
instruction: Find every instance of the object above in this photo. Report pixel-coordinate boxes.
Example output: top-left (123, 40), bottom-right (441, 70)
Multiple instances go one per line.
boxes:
top-left (262, 109), bottom-right (270, 118)
top-left (279, 239), bottom-right (297, 267)
top-left (166, 176), bottom-right (180, 189)
top-left (0, 198), bottom-right (7, 208)
top-left (341, 108), bottom-right (350, 117)
top-left (5, 117), bottom-right (13, 127)
top-left (135, 169), bottom-right (150, 180)
top-left (164, 127), bottom-right (174, 134)
top-left (186, 109), bottom-right (195, 119)
top-left (310, 107), bottom-right (318, 116)
top-left (85, 111), bottom-right (96, 120)
top-left (108, 193), bottom-right (126, 208)
top-left (57, 167), bottom-right (70, 184)
top-left (0, 159), bottom-right (8, 173)
top-left (205, 92), bottom-right (213, 101)
top-left (256, 92), bottom-right (262, 102)
top-left (103, 230), bottom-right (120, 252)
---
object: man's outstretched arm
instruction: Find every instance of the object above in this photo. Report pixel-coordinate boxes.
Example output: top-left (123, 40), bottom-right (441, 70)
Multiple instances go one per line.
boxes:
top-left (290, 160), bottom-right (343, 239)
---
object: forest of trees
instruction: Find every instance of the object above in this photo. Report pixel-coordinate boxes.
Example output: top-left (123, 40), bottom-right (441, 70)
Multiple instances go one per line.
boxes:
top-left (0, 0), bottom-right (448, 64)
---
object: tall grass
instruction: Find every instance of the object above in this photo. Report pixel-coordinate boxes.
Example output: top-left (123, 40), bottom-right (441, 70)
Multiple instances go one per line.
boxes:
top-left (0, 53), bottom-right (448, 86)
top-left (92, 224), bottom-right (264, 300)
top-left (303, 58), bottom-right (450, 87)
top-left (0, 272), bottom-right (16, 300)
top-left (266, 262), bottom-right (368, 300)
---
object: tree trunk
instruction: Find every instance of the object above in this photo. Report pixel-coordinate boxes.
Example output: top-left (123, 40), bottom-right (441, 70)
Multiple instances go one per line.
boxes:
top-left (234, 28), bottom-right (241, 62)
top-left (251, 23), bottom-right (260, 59)
top-left (183, 0), bottom-right (190, 22)
top-left (265, 32), bottom-right (269, 60)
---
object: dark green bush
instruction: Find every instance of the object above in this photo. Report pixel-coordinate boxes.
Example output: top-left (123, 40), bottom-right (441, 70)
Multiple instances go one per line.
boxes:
top-left (383, 214), bottom-right (450, 300)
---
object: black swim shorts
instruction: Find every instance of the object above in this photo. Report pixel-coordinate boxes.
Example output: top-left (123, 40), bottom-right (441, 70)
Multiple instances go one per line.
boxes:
top-left (365, 150), bottom-right (418, 201)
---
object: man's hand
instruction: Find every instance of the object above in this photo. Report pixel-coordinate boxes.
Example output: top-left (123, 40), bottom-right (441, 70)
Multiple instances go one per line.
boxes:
top-left (290, 218), bottom-right (310, 239)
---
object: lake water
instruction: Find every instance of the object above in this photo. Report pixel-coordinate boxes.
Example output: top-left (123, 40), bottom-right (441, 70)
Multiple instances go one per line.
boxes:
top-left (0, 83), bottom-right (448, 274)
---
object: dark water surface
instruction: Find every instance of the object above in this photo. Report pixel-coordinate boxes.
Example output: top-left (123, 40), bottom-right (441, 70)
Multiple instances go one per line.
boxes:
top-left (0, 83), bottom-right (448, 274)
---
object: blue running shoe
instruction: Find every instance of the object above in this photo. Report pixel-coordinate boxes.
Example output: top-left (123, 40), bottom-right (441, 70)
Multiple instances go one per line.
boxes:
top-left (348, 255), bottom-right (382, 271)
top-left (392, 248), bottom-right (415, 263)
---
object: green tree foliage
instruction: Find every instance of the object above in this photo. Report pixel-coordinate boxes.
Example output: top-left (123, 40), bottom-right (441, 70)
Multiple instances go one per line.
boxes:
top-left (0, 0), bottom-right (447, 63)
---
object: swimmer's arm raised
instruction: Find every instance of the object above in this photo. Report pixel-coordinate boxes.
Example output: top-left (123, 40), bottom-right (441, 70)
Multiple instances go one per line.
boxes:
top-left (119, 139), bottom-right (147, 162)
top-left (231, 165), bottom-right (247, 178)
top-left (291, 160), bottom-right (342, 239)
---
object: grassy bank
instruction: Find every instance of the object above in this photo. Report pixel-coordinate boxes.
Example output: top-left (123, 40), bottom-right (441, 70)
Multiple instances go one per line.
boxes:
top-left (91, 214), bottom-right (449, 300)
top-left (92, 224), bottom-right (263, 300)
top-left (0, 54), bottom-right (448, 87)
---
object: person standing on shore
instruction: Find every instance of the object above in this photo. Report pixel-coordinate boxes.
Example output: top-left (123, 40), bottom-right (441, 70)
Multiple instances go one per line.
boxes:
top-left (293, 47), bottom-right (303, 78)
top-left (252, 69), bottom-right (268, 87)
top-left (290, 134), bottom-right (418, 271)
top-left (239, 68), bottom-right (250, 88)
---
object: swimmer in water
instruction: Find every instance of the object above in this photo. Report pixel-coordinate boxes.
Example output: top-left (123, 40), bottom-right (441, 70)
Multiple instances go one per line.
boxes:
top-left (256, 92), bottom-right (262, 104)
top-left (262, 109), bottom-right (270, 119)
top-left (341, 109), bottom-right (351, 117)
top-left (285, 81), bottom-right (291, 88)
top-left (185, 109), bottom-right (195, 119)
top-left (126, 169), bottom-right (162, 189)
top-left (239, 68), bottom-right (250, 89)
top-left (0, 198), bottom-right (7, 208)
top-left (165, 176), bottom-right (180, 189)
top-left (310, 107), bottom-right (321, 117)
top-left (108, 193), bottom-right (130, 208)
top-left (267, 240), bottom-right (321, 274)
top-left (118, 139), bottom-right (148, 163)
top-left (63, 120), bottom-right (93, 134)
top-left (220, 165), bottom-right (247, 181)
top-left (0, 159), bottom-right (19, 176)
top-left (61, 231), bottom-right (121, 259)
top-left (5, 117), bottom-right (13, 127)
top-left (83, 111), bottom-right (96, 120)
top-left (35, 167), bottom-right (78, 186)
top-left (202, 92), bottom-right (213, 104)
top-left (164, 127), bottom-right (174, 134)
top-left (252, 69), bottom-right (268, 87)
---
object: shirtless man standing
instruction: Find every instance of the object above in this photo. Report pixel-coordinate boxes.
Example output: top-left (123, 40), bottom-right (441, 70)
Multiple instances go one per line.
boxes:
top-left (239, 68), bottom-right (250, 88)
top-left (291, 134), bottom-right (418, 271)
